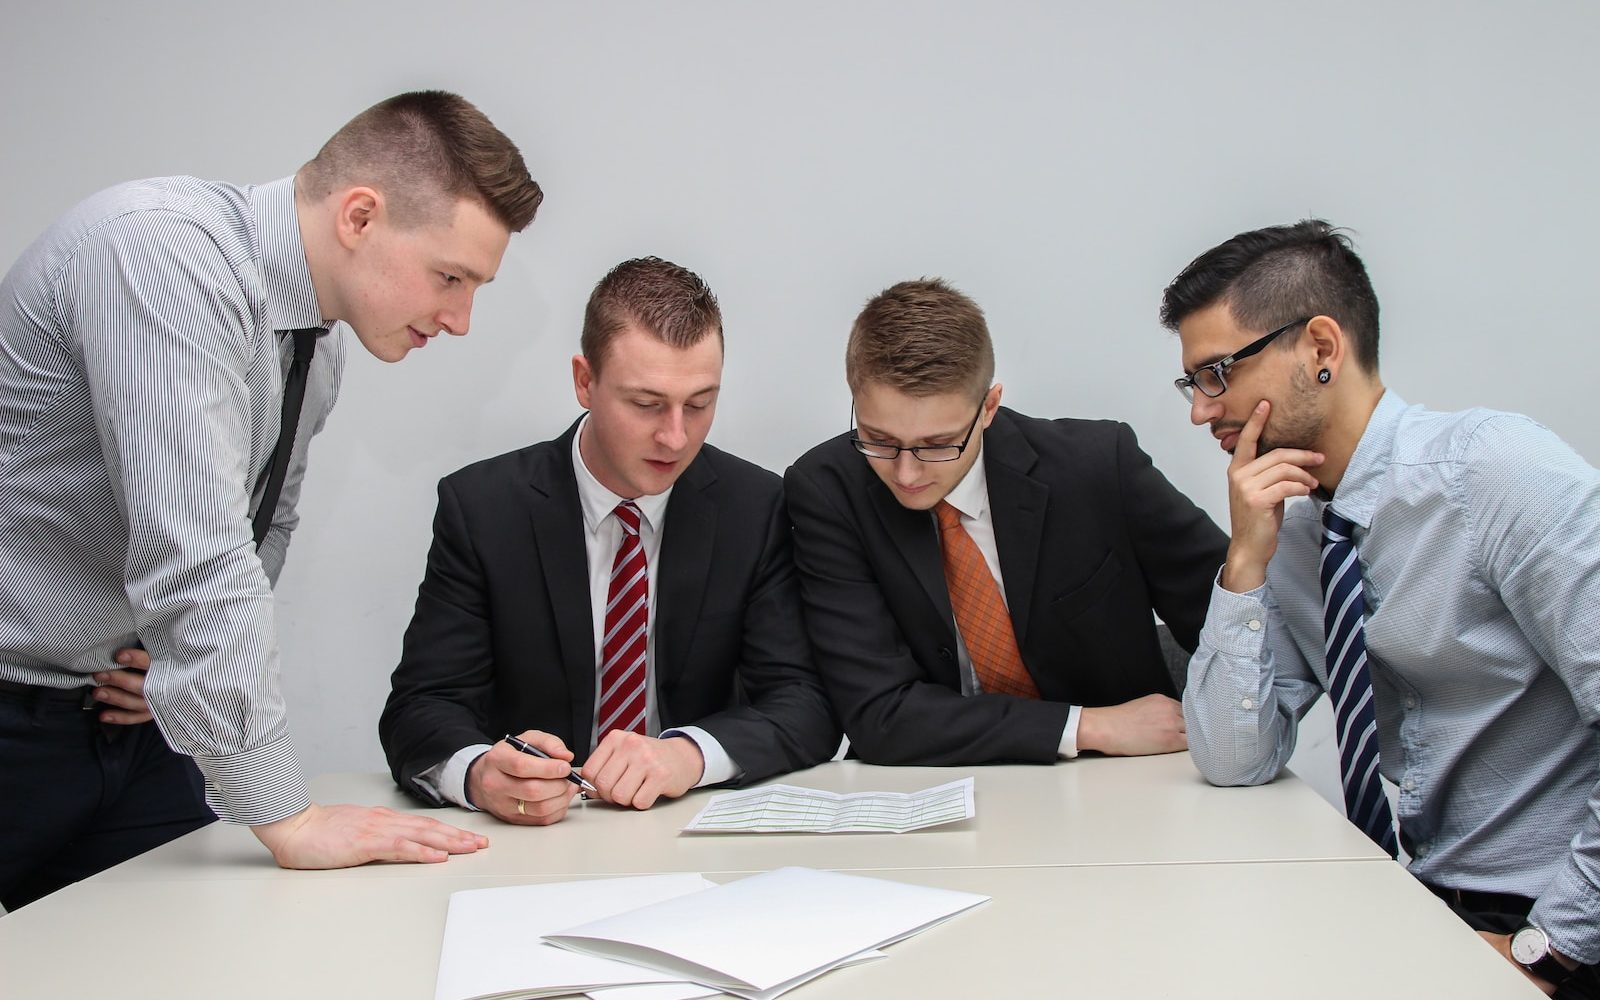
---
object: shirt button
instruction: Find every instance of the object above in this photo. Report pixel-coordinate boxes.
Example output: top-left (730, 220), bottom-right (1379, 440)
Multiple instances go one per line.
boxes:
top-left (1246, 619), bottom-right (1262, 632)
top-left (1402, 777), bottom-right (1416, 792)
top-left (1241, 698), bottom-right (1256, 711)
top-left (1415, 842), bottom-right (1431, 858)
top-left (1405, 696), bottom-right (1417, 710)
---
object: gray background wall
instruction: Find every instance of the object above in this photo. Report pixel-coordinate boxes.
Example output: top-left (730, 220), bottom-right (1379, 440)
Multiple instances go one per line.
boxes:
top-left (3, 1), bottom-right (1596, 812)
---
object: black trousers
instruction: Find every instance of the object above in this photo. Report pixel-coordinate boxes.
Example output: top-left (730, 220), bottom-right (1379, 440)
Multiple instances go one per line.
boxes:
top-left (0, 682), bottom-right (215, 911)
top-left (1427, 883), bottom-right (1600, 1000)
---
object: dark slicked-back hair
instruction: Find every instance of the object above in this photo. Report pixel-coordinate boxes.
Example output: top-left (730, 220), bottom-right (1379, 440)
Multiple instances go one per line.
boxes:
top-left (581, 257), bottom-right (723, 377)
top-left (846, 278), bottom-right (994, 401)
top-left (1160, 220), bottom-right (1381, 373)
top-left (299, 90), bottom-right (542, 232)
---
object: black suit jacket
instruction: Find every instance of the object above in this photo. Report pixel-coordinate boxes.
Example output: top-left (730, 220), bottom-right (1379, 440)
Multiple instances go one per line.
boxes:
top-left (380, 419), bottom-right (839, 803)
top-left (784, 407), bottom-right (1227, 765)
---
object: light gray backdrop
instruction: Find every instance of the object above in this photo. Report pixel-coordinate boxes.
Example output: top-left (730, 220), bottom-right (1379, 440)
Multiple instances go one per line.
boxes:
top-left (3, 1), bottom-right (1595, 812)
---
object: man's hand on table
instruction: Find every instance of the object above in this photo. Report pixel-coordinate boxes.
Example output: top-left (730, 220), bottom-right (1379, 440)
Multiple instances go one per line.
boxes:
top-left (466, 730), bottom-right (580, 826)
top-left (252, 803), bottom-right (490, 868)
top-left (1077, 693), bottom-right (1188, 756)
top-left (583, 731), bottom-right (704, 810)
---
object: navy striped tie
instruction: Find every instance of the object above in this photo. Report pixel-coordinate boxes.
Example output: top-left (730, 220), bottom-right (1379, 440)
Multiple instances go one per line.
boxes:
top-left (1320, 507), bottom-right (1400, 857)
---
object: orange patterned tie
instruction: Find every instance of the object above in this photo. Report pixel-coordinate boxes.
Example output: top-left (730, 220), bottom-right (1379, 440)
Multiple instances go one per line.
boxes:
top-left (935, 501), bottom-right (1040, 699)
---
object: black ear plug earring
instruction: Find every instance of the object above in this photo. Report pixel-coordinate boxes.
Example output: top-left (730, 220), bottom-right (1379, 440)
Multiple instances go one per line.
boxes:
top-left (1318, 368), bottom-right (1331, 384)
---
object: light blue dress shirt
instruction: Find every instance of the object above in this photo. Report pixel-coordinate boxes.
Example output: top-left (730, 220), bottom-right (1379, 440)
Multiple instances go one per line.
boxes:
top-left (1185, 390), bottom-right (1600, 964)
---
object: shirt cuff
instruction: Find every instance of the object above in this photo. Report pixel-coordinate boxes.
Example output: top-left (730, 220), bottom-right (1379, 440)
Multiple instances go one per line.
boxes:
top-left (412, 744), bottom-right (493, 810)
top-left (193, 735), bottom-right (310, 826)
top-left (662, 726), bottom-right (740, 787)
top-left (1200, 576), bottom-right (1272, 659)
top-left (1057, 705), bottom-right (1083, 759)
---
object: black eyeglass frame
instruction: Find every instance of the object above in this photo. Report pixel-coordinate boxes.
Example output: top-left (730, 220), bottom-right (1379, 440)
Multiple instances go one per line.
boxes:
top-left (850, 401), bottom-right (985, 463)
top-left (1174, 317), bottom-right (1311, 402)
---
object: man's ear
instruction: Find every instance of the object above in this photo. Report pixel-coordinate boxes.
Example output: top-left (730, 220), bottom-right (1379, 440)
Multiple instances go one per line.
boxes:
top-left (572, 353), bottom-right (595, 409)
top-left (981, 382), bottom-right (1004, 427)
top-left (1303, 315), bottom-right (1346, 380)
top-left (333, 187), bottom-right (382, 250)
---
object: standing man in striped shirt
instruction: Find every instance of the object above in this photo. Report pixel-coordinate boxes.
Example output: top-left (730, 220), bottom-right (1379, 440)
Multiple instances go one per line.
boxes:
top-left (0, 91), bottom-right (543, 909)
top-left (1165, 220), bottom-right (1600, 996)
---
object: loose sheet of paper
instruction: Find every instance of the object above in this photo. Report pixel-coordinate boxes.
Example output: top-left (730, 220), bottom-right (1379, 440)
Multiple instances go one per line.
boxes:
top-left (682, 777), bottom-right (974, 833)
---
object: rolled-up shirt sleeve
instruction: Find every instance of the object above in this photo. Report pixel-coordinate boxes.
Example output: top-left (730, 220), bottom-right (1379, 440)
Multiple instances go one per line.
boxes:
top-left (1184, 575), bottom-right (1323, 788)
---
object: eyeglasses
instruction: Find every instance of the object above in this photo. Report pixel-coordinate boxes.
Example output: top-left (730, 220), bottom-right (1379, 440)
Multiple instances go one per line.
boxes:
top-left (1174, 317), bottom-right (1310, 402)
top-left (850, 402), bottom-right (984, 462)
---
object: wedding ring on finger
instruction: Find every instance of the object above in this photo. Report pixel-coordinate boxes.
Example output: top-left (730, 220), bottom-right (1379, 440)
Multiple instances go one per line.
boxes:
top-left (516, 798), bottom-right (526, 816)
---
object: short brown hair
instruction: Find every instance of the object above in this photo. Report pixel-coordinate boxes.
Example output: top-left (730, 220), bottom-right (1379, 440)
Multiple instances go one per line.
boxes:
top-left (298, 90), bottom-right (542, 232)
top-left (846, 278), bottom-right (994, 400)
top-left (581, 257), bottom-right (723, 377)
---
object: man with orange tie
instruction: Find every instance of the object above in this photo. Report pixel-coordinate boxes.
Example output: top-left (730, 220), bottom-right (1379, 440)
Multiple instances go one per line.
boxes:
top-left (785, 278), bottom-right (1227, 765)
top-left (380, 257), bottom-right (838, 824)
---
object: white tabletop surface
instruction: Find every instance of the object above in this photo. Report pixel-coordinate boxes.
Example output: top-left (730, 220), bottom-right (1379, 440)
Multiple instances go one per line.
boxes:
top-left (94, 755), bottom-right (1384, 884)
top-left (0, 860), bottom-right (1540, 999)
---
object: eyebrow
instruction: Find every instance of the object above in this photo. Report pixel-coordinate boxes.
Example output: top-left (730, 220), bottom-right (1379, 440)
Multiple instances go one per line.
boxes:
top-left (1183, 351), bottom-right (1231, 375)
top-left (855, 420), bottom-right (966, 445)
top-left (442, 261), bottom-right (494, 285)
top-left (626, 384), bottom-right (721, 401)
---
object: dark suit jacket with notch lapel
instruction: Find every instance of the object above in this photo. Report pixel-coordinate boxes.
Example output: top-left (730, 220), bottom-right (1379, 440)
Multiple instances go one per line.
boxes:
top-left (784, 407), bottom-right (1227, 765)
top-left (380, 418), bottom-right (840, 803)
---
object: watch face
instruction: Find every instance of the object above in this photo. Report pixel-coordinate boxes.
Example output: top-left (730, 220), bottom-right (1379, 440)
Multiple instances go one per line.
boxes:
top-left (1511, 927), bottom-right (1549, 965)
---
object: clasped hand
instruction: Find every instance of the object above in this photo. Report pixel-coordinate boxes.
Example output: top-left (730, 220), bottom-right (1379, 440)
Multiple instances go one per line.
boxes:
top-left (467, 728), bottom-right (706, 825)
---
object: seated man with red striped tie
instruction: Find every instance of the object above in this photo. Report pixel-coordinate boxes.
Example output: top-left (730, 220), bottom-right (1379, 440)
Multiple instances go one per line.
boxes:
top-left (1163, 220), bottom-right (1600, 997)
top-left (784, 279), bottom-right (1228, 768)
top-left (380, 257), bottom-right (840, 824)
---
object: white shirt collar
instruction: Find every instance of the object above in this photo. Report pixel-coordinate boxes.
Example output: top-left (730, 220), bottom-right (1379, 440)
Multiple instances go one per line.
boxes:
top-left (938, 436), bottom-right (990, 522)
top-left (570, 414), bottom-right (674, 535)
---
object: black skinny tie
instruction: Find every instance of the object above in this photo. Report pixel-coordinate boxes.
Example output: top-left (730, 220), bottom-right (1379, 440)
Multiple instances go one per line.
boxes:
top-left (252, 328), bottom-right (320, 547)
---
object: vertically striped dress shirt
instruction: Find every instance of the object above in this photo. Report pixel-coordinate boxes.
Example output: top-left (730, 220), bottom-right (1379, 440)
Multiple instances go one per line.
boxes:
top-left (0, 175), bottom-right (344, 825)
top-left (1185, 390), bottom-right (1600, 964)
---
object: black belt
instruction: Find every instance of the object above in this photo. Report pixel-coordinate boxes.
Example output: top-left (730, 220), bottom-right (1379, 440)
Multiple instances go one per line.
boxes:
top-left (0, 676), bottom-right (98, 709)
top-left (1424, 881), bottom-right (1535, 916)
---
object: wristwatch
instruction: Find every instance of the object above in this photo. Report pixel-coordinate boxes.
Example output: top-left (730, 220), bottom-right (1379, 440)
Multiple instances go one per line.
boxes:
top-left (1510, 925), bottom-right (1573, 986)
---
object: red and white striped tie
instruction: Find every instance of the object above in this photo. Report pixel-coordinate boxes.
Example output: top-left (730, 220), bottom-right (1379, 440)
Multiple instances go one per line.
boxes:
top-left (598, 501), bottom-right (649, 738)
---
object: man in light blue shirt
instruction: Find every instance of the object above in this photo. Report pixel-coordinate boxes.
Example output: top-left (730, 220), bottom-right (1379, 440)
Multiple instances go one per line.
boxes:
top-left (1162, 220), bottom-right (1599, 997)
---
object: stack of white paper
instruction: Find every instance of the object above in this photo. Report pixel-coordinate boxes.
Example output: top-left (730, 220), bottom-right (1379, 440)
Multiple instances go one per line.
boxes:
top-left (544, 867), bottom-right (989, 1000)
top-left (433, 873), bottom-right (715, 1000)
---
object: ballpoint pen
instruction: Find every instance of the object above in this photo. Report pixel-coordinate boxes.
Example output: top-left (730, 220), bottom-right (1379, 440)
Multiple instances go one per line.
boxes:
top-left (502, 733), bottom-right (599, 794)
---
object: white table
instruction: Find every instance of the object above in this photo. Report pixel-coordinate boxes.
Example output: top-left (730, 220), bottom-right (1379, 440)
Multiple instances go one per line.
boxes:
top-left (0, 756), bottom-right (1540, 998)
top-left (96, 756), bottom-right (1384, 885)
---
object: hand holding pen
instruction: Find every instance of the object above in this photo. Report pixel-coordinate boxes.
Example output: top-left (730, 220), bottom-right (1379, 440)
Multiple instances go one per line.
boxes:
top-left (503, 733), bottom-right (599, 794)
top-left (465, 730), bottom-right (591, 826)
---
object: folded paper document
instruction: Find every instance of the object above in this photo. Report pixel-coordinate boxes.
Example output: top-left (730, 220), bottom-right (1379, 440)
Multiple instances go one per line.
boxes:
top-left (544, 866), bottom-right (989, 1000)
top-left (434, 873), bottom-right (714, 1000)
top-left (682, 777), bottom-right (975, 834)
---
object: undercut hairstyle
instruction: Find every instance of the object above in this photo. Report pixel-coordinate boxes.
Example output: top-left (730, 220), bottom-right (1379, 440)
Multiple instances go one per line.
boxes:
top-left (846, 278), bottom-right (994, 401)
top-left (298, 90), bottom-right (542, 232)
top-left (1159, 220), bottom-right (1381, 373)
top-left (581, 257), bottom-right (723, 377)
